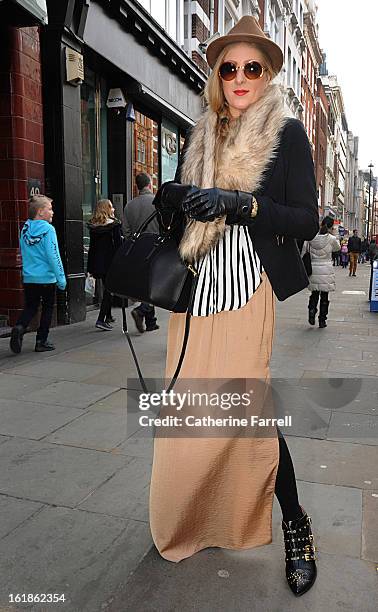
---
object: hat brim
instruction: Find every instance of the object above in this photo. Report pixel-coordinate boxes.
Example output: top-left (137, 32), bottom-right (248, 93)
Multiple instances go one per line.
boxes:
top-left (206, 33), bottom-right (283, 75)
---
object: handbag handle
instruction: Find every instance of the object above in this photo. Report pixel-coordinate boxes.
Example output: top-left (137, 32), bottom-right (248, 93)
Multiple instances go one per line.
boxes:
top-left (120, 271), bottom-right (199, 394)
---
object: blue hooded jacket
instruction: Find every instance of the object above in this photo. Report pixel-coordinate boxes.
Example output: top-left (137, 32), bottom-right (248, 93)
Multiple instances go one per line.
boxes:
top-left (20, 220), bottom-right (66, 290)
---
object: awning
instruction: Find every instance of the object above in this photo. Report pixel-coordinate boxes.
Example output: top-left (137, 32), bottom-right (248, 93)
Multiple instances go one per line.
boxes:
top-left (0, 0), bottom-right (48, 24)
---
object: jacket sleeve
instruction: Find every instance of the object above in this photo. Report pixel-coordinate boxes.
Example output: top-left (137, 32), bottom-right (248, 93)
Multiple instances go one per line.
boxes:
top-left (46, 226), bottom-right (66, 290)
top-left (250, 120), bottom-right (319, 240)
top-left (122, 207), bottom-right (132, 239)
top-left (332, 236), bottom-right (341, 252)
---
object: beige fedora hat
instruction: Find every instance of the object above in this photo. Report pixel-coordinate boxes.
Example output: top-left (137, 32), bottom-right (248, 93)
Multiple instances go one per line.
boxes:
top-left (206, 16), bottom-right (283, 75)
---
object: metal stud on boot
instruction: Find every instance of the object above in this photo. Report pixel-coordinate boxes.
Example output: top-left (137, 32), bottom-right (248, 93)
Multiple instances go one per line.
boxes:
top-left (282, 510), bottom-right (317, 596)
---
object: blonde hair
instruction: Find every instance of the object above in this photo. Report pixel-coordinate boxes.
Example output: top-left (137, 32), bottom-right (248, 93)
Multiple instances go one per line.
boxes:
top-left (204, 42), bottom-right (275, 114)
top-left (28, 194), bottom-right (52, 219)
top-left (90, 199), bottom-right (113, 225)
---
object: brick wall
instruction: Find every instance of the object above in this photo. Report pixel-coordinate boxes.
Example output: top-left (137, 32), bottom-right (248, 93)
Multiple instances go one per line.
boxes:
top-left (0, 26), bottom-right (44, 326)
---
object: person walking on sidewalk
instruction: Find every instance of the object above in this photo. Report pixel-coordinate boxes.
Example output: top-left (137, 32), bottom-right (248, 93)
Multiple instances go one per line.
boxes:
top-left (359, 237), bottom-right (368, 263)
top-left (305, 217), bottom-right (340, 329)
top-left (9, 195), bottom-right (66, 354)
top-left (87, 199), bottom-right (123, 331)
top-left (123, 173), bottom-right (160, 333)
top-left (347, 229), bottom-right (361, 276)
top-left (150, 16), bottom-right (319, 597)
top-left (340, 239), bottom-right (349, 268)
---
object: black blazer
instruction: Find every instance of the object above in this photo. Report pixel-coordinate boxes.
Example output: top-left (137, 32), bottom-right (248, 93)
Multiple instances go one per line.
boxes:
top-left (174, 118), bottom-right (319, 301)
top-left (87, 220), bottom-right (123, 278)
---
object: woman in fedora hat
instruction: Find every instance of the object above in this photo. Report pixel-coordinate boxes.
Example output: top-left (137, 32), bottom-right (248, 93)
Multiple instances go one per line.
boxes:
top-left (150, 16), bottom-right (319, 596)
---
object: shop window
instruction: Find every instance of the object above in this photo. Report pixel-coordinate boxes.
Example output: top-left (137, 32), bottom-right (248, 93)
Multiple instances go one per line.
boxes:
top-left (80, 69), bottom-right (108, 305)
top-left (161, 118), bottom-right (179, 183)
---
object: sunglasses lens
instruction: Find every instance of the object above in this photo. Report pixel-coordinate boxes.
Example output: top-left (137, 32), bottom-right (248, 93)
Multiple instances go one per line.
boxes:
top-left (244, 61), bottom-right (263, 80)
top-left (219, 62), bottom-right (237, 81)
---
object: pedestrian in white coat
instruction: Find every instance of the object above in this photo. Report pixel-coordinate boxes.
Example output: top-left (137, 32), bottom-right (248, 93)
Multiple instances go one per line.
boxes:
top-left (304, 216), bottom-right (340, 328)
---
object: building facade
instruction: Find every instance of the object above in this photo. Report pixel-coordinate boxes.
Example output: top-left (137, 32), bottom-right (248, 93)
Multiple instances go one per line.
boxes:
top-left (314, 77), bottom-right (328, 215)
top-left (344, 132), bottom-right (359, 233)
top-left (0, 0), bottom-right (205, 327)
top-left (302, 1), bottom-right (322, 153)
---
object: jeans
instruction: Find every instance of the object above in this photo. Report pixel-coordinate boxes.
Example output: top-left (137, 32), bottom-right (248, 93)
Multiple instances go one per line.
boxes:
top-left (135, 303), bottom-right (157, 329)
top-left (17, 283), bottom-right (56, 343)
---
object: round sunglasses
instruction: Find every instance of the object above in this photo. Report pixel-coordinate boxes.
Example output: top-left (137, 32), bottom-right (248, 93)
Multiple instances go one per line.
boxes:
top-left (218, 60), bottom-right (265, 81)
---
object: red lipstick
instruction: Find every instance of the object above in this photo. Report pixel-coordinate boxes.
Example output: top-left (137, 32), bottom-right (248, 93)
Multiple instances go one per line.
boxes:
top-left (234, 90), bottom-right (249, 96)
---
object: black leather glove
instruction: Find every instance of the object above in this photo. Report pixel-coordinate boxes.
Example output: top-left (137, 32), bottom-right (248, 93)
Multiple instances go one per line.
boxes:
top-left (153, 182), bottom-right (196, 234)
top-left (153, 182), bottom-right (196, 213)
top-left (182, 187), bottom-right (252, 223)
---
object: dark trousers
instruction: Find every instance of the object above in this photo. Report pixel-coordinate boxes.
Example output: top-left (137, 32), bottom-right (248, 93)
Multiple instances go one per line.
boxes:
top-left (275, 429), bottom-right (301, 522)
top-left (309, 290), bottom-right (329, 321)
top-left (135, 302), bottom-right (157, 329)
top-left (17, 283), bottom-right (56, 343)
top-left (98, 277), bottom-right (113, 322)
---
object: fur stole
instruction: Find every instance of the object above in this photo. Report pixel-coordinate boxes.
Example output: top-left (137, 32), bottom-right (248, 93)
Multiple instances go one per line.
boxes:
top-left (179, 84), bottom-right (288, 263)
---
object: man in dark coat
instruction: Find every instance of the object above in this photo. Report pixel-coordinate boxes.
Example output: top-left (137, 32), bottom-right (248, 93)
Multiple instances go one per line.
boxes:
top-left (347, 229), bottom-right (362, 277)
top-left (123, 173), bottom-right (160, 332)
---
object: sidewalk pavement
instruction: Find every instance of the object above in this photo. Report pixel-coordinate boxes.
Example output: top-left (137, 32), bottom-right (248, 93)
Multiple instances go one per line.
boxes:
top-left (0, 264), bottom-right (377, 611)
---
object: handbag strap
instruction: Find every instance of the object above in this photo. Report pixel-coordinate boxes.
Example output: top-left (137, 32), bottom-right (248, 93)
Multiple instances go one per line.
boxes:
top-left (121, 272), bottom-right (199, 394)
top-left (132, 210), bottom-right (158, 238)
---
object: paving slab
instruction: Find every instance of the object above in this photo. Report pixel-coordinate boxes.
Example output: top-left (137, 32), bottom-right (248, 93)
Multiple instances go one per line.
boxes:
top-left (116, 429), bottom-right (154, 460)
top-left (272, 481), bottom-right (362, 558)
top-left (22, 380), bottom-right (118, 409)
top-left (54, 349), bottom-right (138, 367)
top-left (89, 389), bottom-right (127, 414)
top-left (79, 457), bottom-right (150, 522)
top-left (327, 411), bottom-right (378, 446)
top-left (0, 398), bottom-right (83, 440)
top-left (326, 360), bottom-right (378, 376)
top-left (280, 404), bottom-right (331, 439)
top-left (0, 506), bottom-right (152, 612)
top-left (0, 438), bottom-right (126, 507)
top-left (284, 436), bottom-right (378, 490)
top-left (104, 545), bottom-right (378, 612)
top-left (0, 372), bottom-right (56, 400)
top-left (45, 410), bottom-right (127, 451)
top-left (6, 360), bottom-right (111, 382)
top-left (0, 494), bottom-right (44, 539)
top-left (362, 490), bottom-right (378, 563)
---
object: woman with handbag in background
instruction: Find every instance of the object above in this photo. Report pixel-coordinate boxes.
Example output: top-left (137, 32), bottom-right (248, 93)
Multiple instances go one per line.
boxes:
top-left (150, 16), bottom-right (319, 597)
top-left (87, 199), bottom-right (123, 331)
top-left (305, 216), bottom-right (340, 328)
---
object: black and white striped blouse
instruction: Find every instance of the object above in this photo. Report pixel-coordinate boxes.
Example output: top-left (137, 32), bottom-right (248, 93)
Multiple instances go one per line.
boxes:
top-left (192, 225), bottom-right (263, 317)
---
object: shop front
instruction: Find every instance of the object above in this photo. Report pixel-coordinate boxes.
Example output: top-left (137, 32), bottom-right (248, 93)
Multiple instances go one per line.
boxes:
top-left (41, 0), bottom-right (204, 325)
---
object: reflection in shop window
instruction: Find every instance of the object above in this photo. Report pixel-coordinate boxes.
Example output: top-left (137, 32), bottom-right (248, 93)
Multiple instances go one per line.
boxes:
top-left (133, 110), bottom-right (159, 197)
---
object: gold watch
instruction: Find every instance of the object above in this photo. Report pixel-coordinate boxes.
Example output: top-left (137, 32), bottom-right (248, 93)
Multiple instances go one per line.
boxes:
top-left (250, 196), bottom-right (258, 218)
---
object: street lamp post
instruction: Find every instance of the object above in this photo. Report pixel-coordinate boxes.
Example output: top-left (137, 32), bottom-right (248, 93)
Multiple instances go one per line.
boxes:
top-left (367, 162), bottom-right (374, 240)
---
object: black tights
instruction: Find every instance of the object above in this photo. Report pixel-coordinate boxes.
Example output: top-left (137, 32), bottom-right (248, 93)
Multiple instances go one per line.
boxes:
top-left (274, 429), bottom-right (302, 523)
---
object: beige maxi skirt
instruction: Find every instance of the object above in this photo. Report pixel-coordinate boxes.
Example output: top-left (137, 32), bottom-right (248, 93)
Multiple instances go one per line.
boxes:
top-left (149, 274), bottom-right (279, 562)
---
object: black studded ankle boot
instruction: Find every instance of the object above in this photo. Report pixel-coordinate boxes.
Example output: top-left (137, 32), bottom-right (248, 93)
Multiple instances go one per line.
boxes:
top-left (282, 510), bottom-right (317, 596)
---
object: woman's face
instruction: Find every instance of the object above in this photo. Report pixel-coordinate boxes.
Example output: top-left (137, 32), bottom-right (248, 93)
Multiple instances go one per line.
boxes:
top-left (220, 43), bottom-right (270, 118)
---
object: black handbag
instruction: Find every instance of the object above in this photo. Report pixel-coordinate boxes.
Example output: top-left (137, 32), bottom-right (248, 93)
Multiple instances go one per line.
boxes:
top-left (302, 242), bottom-right (312, 277)
top-left (106, 211), bottom-right (196, 312)
top-left (106, 211), bottom-right (198, 392)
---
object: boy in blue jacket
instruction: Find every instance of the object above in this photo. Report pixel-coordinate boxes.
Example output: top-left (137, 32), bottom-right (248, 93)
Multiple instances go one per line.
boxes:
top-left (10, 195), bottom-right (66, 354)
